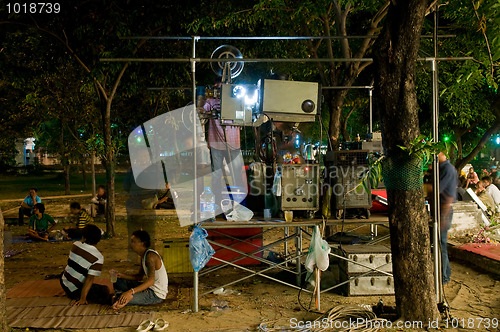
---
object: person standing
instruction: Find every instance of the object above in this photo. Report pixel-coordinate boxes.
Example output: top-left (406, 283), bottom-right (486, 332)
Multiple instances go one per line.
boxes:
top-left (60, 224), bottom-right (110, 305)
top-left (18, 188), bottom-right (41, 226)
top-left (204, 82), bottom-right (245, 213)
top-left (111, 230), bottom-right (168, 309)
top-left (28, 203), bottom-right (56, 242)
top-left (438, 152), bottom-right (458, 286)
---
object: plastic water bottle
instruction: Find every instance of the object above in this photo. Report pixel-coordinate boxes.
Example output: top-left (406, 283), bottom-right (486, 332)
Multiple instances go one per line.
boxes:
top-left (200, 187), bottom-right (216, 222)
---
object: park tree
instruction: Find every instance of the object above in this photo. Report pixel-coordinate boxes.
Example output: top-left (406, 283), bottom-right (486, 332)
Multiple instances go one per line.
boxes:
top-left (0, 80), bottom-right (29, 170)
top-left (24, 62), bottom-right (98, 194)
top-left (0, 1), bottom-right (194, 236)
top-left (373, 0), bottom-right (439, 322)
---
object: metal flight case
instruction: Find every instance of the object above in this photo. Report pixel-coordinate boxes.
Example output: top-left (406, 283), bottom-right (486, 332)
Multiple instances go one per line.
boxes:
top-left (332, 244), bottom-right (394, 296)
top-left (328, 150), bottom-right (372, 219)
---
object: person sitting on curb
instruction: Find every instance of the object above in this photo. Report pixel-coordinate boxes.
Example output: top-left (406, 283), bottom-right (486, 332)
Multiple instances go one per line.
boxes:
top-left (111, 230), bottom-right (168, 309)
top-left (475, 180), bottom-right (496, 215)
top-left (18, 188), bottom-right (41, 226)
top-left (28, 203), bottom-right (56, 242)
top-left (465, 166), bottom-right (479, 189)
top-left (482, 176), bottom-right (500, 212)
top-left (60, 224), bottom-right (111, 305)
top-left (64, 202), bottom-right (93, 240)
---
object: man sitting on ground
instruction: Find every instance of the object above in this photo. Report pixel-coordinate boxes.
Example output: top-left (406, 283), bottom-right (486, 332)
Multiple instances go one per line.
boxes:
top-left (64, 202), bottom-right (93, 239)
top-left (88, 185), bottom-right (107, 217)
top-left (111, 230), bottom-right (168, 309)
top-left (60, 224), bottom-right (110, 305)
top-left (28, 203), bottom-right (56, 242)
top-left (154, 182), bottom-right (177, 209)
top-left (18, 188), bottom-right (41, 226)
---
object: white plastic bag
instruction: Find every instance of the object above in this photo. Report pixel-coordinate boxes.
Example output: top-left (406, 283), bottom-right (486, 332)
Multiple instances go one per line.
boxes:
top-left (305, 226), bottom-right (331, 272)
top-left (225, 202), bottom-right (254, 221)
top-left (272, 169), bottom-right (282, 196)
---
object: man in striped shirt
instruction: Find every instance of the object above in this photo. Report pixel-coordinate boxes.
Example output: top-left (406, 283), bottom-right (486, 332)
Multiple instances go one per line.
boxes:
top-left (64, 202), bottom-right (93, 239)
top-left (60, 224), bottom-right (110, 305)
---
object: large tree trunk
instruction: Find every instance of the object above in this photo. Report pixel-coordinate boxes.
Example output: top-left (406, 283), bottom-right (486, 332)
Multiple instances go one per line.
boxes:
top-left (373, 0), bottom-right (439, 323)
top-left (340, 106), bottom-right (357, 142)
top-left (63, 163), bottom-right (71, 195)
top-left (327, 89), bottom-right (350, 149)
top-left (0, 208), bottom-right (8, 332)
top-left (102, 99), bottom-right (116, 237)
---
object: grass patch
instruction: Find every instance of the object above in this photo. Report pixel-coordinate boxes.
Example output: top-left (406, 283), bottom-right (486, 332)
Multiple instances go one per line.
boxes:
top-left (0, 171), bottom-right (127, 200)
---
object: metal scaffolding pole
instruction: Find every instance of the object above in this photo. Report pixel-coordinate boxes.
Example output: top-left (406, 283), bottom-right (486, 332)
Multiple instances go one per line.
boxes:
top-left (192, 35), bottom-right (200, 313)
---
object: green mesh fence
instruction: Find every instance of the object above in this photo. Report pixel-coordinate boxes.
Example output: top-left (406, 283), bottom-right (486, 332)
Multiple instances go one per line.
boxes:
top-left (382, 156), bottom-right (424, 191)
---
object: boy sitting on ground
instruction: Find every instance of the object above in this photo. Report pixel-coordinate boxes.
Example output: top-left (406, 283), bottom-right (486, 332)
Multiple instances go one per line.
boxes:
top-left (60, 224), bottom-right (110, 305)
top-left (111, 230), bottom-right (168, 309)
top-left (28, 203), bottom-right (56, 242)
top-left (64, 202), bottom-right (93, 239)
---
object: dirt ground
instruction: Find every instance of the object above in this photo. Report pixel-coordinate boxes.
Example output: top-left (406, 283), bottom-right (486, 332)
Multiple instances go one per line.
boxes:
top-left (3, 199), bottom-right (500, 332)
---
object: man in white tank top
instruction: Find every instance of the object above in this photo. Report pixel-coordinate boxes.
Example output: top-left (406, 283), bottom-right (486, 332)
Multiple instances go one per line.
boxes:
top-left (112, 230), bottom-right (168, 309)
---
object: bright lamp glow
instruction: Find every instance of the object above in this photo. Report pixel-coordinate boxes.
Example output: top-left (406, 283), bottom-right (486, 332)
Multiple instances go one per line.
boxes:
top-left (233, 85), bottom-right (246, 99)
top-left (244, 90), bottom-right (258, 106)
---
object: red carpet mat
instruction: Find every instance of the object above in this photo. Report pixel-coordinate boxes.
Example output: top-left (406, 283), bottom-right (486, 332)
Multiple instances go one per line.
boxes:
top-left (456, 243), bottom-right (500, 261)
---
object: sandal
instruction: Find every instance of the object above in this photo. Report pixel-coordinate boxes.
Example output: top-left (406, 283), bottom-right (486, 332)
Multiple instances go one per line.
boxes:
top-left (153, 318), bottom-right (169, 331)
top-left (136, 319), bottom-right (155, 332)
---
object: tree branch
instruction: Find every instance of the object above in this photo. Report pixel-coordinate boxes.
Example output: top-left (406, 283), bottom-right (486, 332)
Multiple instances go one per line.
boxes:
top-left (332, 0), bottom-right (351, 59)
top-left (354, 1), bottom-right (389, 60)
top-left (302, 24), bottom-right (328, 86)
top-left (455, 95), bottom-right (500, 169)
top-left (471, 0), bottom-right (495, 77)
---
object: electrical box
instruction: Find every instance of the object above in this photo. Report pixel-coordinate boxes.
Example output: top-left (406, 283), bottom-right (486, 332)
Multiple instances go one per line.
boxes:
top-left (261, 79), bottom-right (320, 122)
top-left (329, 151), bottom-right (371, 214)
top-left (281, 164), bottom-right (320, 212)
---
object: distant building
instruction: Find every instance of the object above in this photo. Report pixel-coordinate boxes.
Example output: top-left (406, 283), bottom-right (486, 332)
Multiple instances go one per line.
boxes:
top-left (14, 138), bottom-right (36, 166)
top-left (37, 147), bottom-right (59, 166)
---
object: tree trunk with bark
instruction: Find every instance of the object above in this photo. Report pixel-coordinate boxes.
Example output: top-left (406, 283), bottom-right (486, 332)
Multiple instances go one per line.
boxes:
top-left (373, 0), bottom-right (439, 323)
top-left (91, 152), bottom-right (96, 196)
top-left (327, 89), bottom-right (350, 149)
top-left (0, 209), bottom-right (8, 332)
top-left (81, 161), bottom-right (87, 190)
top-left (101, 98), bottom-right (116, 237)
top-left (64, 163), bottom-right (71, 195)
